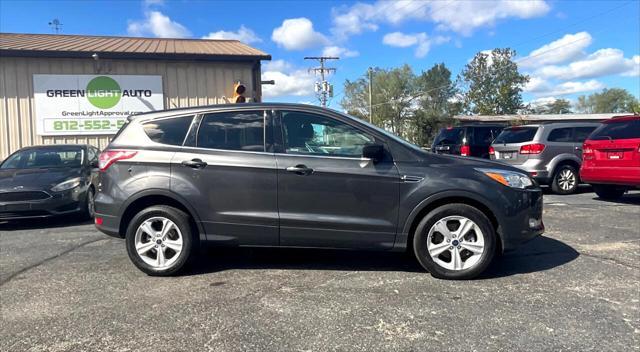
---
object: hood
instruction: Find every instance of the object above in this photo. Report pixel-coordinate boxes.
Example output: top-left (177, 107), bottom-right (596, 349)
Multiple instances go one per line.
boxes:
top-left (413, 152), bottom-right (527, 174)
top-left (0, 167), bottom-right (82, 191)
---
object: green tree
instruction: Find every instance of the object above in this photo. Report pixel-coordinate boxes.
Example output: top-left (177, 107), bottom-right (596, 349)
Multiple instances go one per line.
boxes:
top-left (341, 64), bottom-right (418, 137)
top-left (411, 63), bottom-right (461, 146)
top-left (527, 98), bottom-right (573, 114)
top-left (459, 48), bottom-right (529, 115)
top-left (575, 88), bottom-right (639, 113)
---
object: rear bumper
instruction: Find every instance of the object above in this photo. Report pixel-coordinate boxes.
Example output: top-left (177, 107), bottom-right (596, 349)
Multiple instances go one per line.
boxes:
top-left (94, 212), bottom-right (122, 238)
top-left (499, 188), bottom-right (545, 251)
top-left (580, 167), bottom-right (640, 187)
top-left (0, 189), bottom-right (87, 220)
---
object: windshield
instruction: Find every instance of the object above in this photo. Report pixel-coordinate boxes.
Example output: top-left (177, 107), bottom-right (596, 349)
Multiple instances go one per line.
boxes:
top-left (433, 128), bottom-right (464, 146)
top-left (1, 147), bottom-right (84, 169)
top-left (494, 127), bottom-right (538, 144)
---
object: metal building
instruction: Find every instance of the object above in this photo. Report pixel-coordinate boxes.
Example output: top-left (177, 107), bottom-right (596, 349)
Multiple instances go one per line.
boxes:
top-left (0, 33), bottom-right (271, 159)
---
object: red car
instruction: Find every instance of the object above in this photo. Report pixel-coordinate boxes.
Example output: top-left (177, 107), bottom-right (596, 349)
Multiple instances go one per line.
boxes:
top-left (580, 115), bottom-right (640, 199)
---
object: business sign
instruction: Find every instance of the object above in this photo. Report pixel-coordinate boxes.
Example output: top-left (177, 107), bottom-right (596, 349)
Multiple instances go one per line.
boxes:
top-left (33, 74), bottom-right (164, 135)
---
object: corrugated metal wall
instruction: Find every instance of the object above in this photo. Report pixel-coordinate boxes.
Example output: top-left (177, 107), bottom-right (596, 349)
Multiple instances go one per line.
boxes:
top-left (0, 56), bottom-right (257, 159)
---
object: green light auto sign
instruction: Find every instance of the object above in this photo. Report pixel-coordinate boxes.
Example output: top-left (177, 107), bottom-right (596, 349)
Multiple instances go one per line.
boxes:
top-left (86, 76), bottom-right (122, 109)
top-left (33, 74), bottom-right (163, 136)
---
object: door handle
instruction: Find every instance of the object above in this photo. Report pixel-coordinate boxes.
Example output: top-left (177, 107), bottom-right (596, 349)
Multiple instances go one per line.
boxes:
top-left (286, 164), bottom-right (314, 175)
top-left (181, 158), bottom-right (207, 169)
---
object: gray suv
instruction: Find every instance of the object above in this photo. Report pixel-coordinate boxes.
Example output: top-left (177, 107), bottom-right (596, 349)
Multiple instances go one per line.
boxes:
top-left (94, 103), bottom-right (544, 280)
top-left (490, 122), bottom-right (599, 194)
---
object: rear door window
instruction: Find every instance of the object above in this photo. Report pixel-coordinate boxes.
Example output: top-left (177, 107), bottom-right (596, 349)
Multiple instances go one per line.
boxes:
top-left (143, 115), bottom-right (194, 146)
top-left (494, 127), bottom-right (538, 144)
top-left (433, 127), bottom-right (464, 145)
top-left (197, 111), bottom-right (265, 152)
top-left (589, 120), bottom-right (640, 140)
top-left (547, 128), bottom-right (573, 143)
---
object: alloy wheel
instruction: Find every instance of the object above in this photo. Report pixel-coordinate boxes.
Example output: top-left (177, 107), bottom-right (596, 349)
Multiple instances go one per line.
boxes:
top-left (558, 169), bottom-right (576, 191)
top-left (134, 217), bottom-right (183, 269)
top-left (426, 216), bottom-right (485, 271)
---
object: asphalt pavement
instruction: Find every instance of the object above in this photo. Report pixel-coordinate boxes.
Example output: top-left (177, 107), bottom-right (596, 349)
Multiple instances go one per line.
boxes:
top-left (1, 188), bottom-right (639, 352)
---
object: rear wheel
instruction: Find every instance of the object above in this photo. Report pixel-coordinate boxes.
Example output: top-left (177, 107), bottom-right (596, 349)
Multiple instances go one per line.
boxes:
top-left (413, 204), bottom-right (497, 280)
top-left (551, 165), bottom-right (578, 194)
top-left (593, 185), bottom-right (626, 200)
top-left (125, 205), bottom-right (195, 276)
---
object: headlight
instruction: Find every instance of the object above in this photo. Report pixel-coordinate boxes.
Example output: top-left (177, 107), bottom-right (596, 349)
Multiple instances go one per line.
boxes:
top-left (476, 168), bottom-right (533, 189)
top-left (51, 177), bottom-right (82, 192)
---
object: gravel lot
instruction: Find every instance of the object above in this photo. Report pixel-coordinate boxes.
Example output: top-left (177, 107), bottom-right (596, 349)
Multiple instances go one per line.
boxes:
top-left (1, 188), bottom-right (639, 352)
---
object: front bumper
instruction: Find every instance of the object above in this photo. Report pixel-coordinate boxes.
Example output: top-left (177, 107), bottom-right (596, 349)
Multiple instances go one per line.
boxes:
top-left (0, 188), bottom-right (87, 220)
top-left (499, 187), bottom-right (545, 251)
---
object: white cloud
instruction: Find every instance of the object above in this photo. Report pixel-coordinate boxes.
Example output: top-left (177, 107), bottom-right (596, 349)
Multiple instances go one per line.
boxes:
top-left (272, 18), bottom-right (329, 50)
top-left (623, 55), bottom-right (640, 77)
top-left (202, 25), bottom-right (261, 44)
top-left (382, 32), bottom-right (449, 58)
top-left (262, 61), bottom-right (315, 99)
top-left (331, 0), bottom-right (550, 39)
top-left (518, 32), bottom-right (592, 68)
top-left (144, 0), bottom-right (164, 6)
top-left (322, 46), bottom-right (359, 58)
top-left (535, 48), bottom-right (640, 80)
top-left (525, 78), bottom-right (604, 97)
top-left (127, 10), bottom-right (191, 38)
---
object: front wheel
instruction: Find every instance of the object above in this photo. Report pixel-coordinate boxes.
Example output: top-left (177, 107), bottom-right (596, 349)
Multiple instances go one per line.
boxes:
top-left (125, 205), bottom-right (195, 276)
top-left (593, 185), bottom-right (626, 200)
top-left (413, 204), bottom-right (497, 280)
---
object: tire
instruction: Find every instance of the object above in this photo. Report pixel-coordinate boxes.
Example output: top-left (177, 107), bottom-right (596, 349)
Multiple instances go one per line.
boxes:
top-left (413, 204), bottom-right (496, 280)
top-left (81, 187), bottom-right (95, 220)
top-left (125, 205), bottom-right (196, 276)
top-left (551, 165), bottom-right (579, 195)
top-left (593, 185), bottom-right (626, 200)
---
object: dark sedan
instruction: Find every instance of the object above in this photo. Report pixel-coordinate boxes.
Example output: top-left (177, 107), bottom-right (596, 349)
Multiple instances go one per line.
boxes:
top-left (0, 144), bottom-right (99, 220)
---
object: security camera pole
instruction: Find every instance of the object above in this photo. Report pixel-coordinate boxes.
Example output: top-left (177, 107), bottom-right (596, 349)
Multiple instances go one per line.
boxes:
top-left (305, 56), bottom-right (338, 108)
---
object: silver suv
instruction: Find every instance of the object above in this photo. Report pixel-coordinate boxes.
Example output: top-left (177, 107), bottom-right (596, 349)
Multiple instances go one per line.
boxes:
top-left (490, 122), bottom-right (600, 194)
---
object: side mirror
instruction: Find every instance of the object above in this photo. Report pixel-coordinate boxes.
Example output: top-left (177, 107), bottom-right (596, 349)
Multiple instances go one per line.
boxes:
top-left (89, 160), bottom-right (99, 168)
top-left (362, 143), bottom-right (385, 162)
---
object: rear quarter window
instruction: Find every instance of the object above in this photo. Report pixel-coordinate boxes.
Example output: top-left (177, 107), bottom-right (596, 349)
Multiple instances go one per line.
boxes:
top-left (143, 116), bottom-right (194, 146)
top-left (494, 127), bottom-right (538, 144)
top-left (589, 119), bottom-right (640, 140)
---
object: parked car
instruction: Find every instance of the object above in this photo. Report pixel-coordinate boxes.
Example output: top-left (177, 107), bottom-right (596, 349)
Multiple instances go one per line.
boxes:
top-left (94, 103), bottom-right (544, 280)
top-left (0, 144), bottom-right (99, 220)
top-left (431, 125), bottom-right (505, 159)
top-left (490, 122), bottom-right (600, 194)
top-left (581, 115), bottom-right (640, 200)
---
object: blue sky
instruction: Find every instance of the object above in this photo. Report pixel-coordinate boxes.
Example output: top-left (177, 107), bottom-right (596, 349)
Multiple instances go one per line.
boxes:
top-left (1, 0), bottom-right (639, 109)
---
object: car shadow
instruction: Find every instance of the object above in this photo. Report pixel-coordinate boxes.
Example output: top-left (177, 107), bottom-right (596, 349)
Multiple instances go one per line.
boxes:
top-left (479, 236), bottom-right (579, 279)
top-left (185, 235), bottom-right (579, 280)
top-left (592, 191), bottom-right (640, 205)
top-left (541, 184), bottom-right (594, 195)
top-left (0, 216), bottom-right (93, 231)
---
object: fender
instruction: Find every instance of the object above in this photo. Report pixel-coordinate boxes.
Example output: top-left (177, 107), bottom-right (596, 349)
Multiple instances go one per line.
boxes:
top-left (394, 189), bottom-right (504, 251)
top-left (546, 153), bottom-right (581, 176)
top-left (119, 188), bottom-right (207, 242)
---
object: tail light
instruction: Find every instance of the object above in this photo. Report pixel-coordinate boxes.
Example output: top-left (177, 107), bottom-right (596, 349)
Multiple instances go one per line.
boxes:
top-left (488, 146), bottom-right (495, 156)
top-left (583, 143), bottom-right (594, 160)
top-left (519, 143), bottom-right (545, 154)
top-left (98, 150), bottom-right (137, 171)
top-left (460, 145), bottom-right (470, 156)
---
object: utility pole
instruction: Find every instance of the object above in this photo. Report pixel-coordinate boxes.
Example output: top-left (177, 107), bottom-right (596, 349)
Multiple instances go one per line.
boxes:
top-left (305, 56), bottom-right (338, 107)
top-left (368, 67), bottom-right (373, 123)
top-left (48, 18), bottom-right (63, 33)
